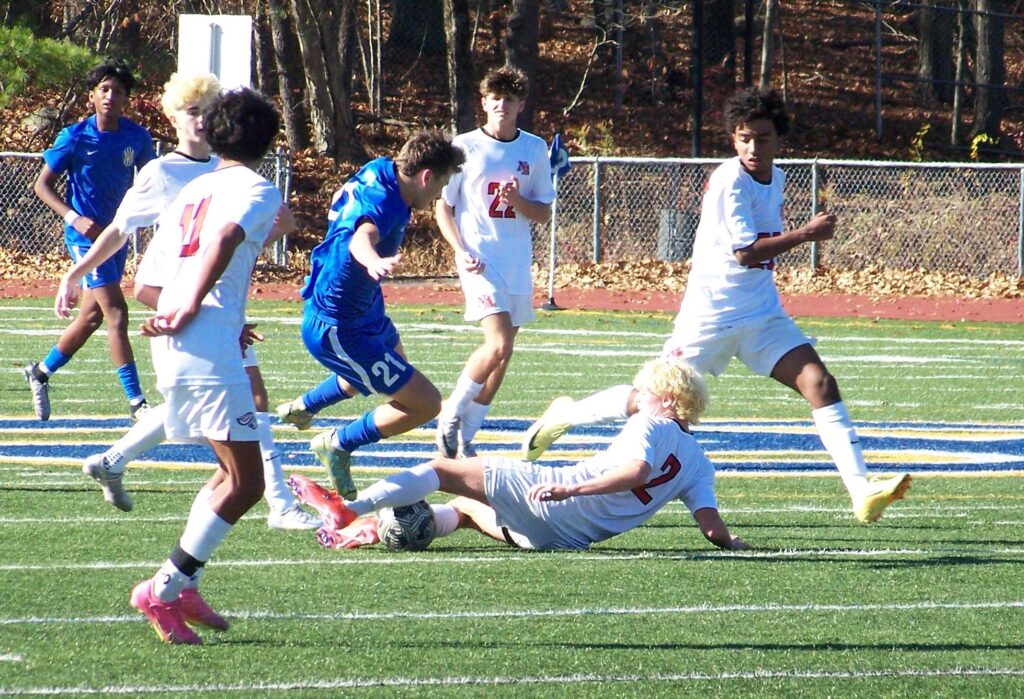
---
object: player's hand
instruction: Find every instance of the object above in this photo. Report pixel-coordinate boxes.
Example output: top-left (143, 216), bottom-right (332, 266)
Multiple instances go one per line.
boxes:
top-left (497, 177), bottom-right (521, 208)
top-left (139, 305), bottom-right (198, 337)
top-left (366, 252), bottom-right (403, 281)
top-left (239, 323), bottom-right (264, 354)
top-left (801, 211), bottom-right (837, 242)
top-left (54, 272), bottom-right (82, 319)
top-left (456, 250), bottom-right (484, 274)
top-left (71, 215), bottom-right (102, 241)
top-left (527, 482), bottom-right (573, 502)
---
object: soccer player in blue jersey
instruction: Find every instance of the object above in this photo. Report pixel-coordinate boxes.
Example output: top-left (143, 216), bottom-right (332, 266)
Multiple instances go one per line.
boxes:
top-left (26, 61), bottom-right (156, 422)
top-left (277, 131), bottom-right (465, 497)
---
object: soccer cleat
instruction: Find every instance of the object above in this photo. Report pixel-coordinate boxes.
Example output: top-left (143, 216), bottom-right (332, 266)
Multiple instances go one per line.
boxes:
top-left (267, 504), bottom-right (323, 530)
top-left (23, 363), bottom-right (51, 421)
top-left (458, 440), bottom-right (478, 459)
top-left (129, 400), bottom-right (151, 424)
top-left (130, 578), bottom-right (202, 645)
top-left (316, 519), bottom-right (379, 549)
top-left (436, 415), bottom-right (460, 458)
top-left (521, 396), bottom-right (575, 461)
top-left (83, 453), bottom-right (133, 512)
top-left (178, 588), bottom-right (229, 631)
top-left (286, 474), bottom-right (357, 532)
top-left (853, 473), bottom-right (912, 524)
top-left (277, 399), bottom-right (314, 430)
top-left (310, 430), bottom-right (356, 499)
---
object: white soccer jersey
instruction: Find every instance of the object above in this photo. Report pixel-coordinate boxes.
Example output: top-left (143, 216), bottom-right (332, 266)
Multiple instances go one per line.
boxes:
top-left (441, 128), bottom-right (555, 294)
top-left (147, 165), bottom-right (282, 389)
top-left (539, 413), bottom-right (717, 548)
top-left (676, 157), bottom-right (786, 325)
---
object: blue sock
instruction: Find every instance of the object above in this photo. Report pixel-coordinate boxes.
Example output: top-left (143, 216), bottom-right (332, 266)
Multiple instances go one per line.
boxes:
top-left (41, 346), bottom-right (72, 375)
top-left (334, 411), bottom-right (383, 453)
top-left (115, 362), bottom-right (145, 404)
top-left (302, 375), bottom-right (350, 414)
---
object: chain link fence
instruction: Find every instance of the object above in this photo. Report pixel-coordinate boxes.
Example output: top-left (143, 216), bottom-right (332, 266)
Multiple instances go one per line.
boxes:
top-left (532, 157), bottom-right (1024, 276)
top-left (0, 148), bottom-right (292, 265)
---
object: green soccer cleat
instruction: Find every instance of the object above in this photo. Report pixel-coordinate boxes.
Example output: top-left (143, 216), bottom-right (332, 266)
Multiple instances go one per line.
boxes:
top-left (521, 396), bottom-right (574, 461)
top-left (854, 473), bottom-right (912, 524)
top-left (277, 399), bottom-right (314, 430)
top-left (310, 430), bottom-right (356, 500)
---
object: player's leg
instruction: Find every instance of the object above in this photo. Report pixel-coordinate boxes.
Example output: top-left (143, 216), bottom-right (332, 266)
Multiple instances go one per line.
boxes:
top-left (445, 495), bottom-right (509, 544)
top-left (277, 313), bottom-right (358, 430)
top-left (521, 384), bottom-right (637, 461)
top-left (344, 456), bottom-right (486, 516)
top-left (83, 402), bottom-right (169, 511)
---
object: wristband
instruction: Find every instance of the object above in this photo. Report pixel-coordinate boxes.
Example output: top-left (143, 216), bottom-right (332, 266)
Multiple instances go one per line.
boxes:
top-left (63, 209), bottom-right (80, 227)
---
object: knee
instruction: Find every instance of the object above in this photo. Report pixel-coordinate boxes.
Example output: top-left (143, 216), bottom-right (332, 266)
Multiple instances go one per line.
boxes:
top-left (801, 367), bottom-right (839, 403)
top-left (483, 337), bottom-right (515, 366)
top-left (419, 384), bottom-right (443, 419)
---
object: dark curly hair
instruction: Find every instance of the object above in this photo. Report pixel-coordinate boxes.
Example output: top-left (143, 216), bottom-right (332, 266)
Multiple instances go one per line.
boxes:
top-left (85, 61), bottom-right (137, 96)
top-left (202, 88), bottom-right (280, 163)
top-left (479, 66), bottom-right (528, 99)
top-left (395, 130), bottom-right (466, 178)
top-left (724, 87), bottom-right (790, 137)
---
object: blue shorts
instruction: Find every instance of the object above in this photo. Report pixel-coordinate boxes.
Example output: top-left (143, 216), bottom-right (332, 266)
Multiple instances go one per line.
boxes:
top-left (301, 312), bottom-right (416, 397)
top-left (68, 239), bottom-right (128, 289)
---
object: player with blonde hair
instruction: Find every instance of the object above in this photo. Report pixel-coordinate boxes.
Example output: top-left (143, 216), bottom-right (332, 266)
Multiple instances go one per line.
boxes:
top-left (290, 355), bottom-right (747, 552)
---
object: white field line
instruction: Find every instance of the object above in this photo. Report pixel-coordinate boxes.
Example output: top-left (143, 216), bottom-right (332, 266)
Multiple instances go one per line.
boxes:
top-left (0, 653), bottom-right (22, 662)
top-left (3, 547), bottom-right (1024, 574)
top-left (4, 599), bottom-right (1024, 628)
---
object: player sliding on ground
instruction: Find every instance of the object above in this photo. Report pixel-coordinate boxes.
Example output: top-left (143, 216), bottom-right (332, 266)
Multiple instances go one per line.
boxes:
top-left (521, 87), bottom-right (909, 525)
top-left (289, 356), bottom-right (748, 552)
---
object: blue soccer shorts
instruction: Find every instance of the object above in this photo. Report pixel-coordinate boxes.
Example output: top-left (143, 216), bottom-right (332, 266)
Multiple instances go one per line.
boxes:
top-left (68, 239), bottom-right (129, 289)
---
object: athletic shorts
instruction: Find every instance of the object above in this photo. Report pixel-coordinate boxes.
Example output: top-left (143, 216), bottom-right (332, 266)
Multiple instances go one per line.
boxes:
top-left (483, 458), bottom-right (587, 551)
top-left (301, 312), bottom-right (415, 397)
top-left (68, 240), bottom-right (128, 289)
top-left (160, 382), bottom-right (260, 442)
top-left (662, 310), bottom-right (813, 378)
top-left (459, 270), bottom-right (535, 327)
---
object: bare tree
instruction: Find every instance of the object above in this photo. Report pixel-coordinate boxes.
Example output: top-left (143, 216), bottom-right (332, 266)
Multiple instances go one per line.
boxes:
top-left (443, 0), bottom-right (476, 134)
top-left (266, 0), bottom-right (310, 150)
top-left (504, 0), bottom-right (540, 131)
top-left (916, 4), bottom-right (955, 104)
top-left (758, 0), bottom-right (777, 89)
top-left (971, 0), bottom-right (1006, 140)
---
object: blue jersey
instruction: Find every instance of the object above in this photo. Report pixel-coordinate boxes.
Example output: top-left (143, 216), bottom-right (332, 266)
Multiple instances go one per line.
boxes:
top-left (301, 157), bottom-right (412, 327)
top-left (43, 115), bottom-right (155, 247)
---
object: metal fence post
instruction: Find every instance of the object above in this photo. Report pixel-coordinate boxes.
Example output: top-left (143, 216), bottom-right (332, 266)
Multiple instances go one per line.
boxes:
top-left (1018, 167), bottom-right (1023, 277)
top-left (810, 159), bottom-right (820, 269)
top-left (592, 157), bottom-right (602, 263)
top-left (542, 172), bottom-right (562, 310)
top-left (274, 146), bottom-right (287, 266)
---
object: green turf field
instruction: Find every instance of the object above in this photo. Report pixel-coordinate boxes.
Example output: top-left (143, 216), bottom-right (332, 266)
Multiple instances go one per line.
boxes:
top-left (2, 297), bottom-right (1024, 696)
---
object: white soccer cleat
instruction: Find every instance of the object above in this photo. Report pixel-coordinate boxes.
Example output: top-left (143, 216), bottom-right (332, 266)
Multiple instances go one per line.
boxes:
top-left (267, 504), bottom-right (323, 530)
top-left (277, 399), bottom-right (314, 430)
top-left (436, 415), bottom-right (460, 459)
top-left (853, 473), bottom-right (912, 524)
top-left (521, 396), bottom-right (574, 461)
top-left (83, 453), bottom-right (133, 512)
top-left (23, 363), bottom-right (51, 421)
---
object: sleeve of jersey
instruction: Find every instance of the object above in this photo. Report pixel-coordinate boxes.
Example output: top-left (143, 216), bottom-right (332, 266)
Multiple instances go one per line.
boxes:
top-left (42, 126), bottom-right (76, 174)
top-left (234, 182), bottom-right (284, 248)
top-left (528, 141), bottom-right (556, 204)
top-left (604, 414), bottom-right (658, 467)
top-left (678, 451), bottom-right (718, 514)
top-left (135, 129), bottom-right (157, 168)
top-left (440, 168), bottom-right (464, 208)
top-left (110, 161), bottom-right (163, 233)
top-left (721, 176), bottom-right (759, 252)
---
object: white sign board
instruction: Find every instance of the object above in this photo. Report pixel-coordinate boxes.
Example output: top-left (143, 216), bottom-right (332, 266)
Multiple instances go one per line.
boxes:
top-left (177, 14), bottom-right (252, 90)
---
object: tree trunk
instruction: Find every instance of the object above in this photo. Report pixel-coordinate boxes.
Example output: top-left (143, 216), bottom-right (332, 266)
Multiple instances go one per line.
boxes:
top-left (253, 0), bottom-right (275, 94)
top-left (268, 0), bottom-right (310, 150)
top-left (333, 0), bottom-right (366, 163)
top-left (759, 0), bottom-right (777, 89)
top-left (971, 0), bottom-right (1006, 140)
top-left (443, 0), bottom-right (476, 134)
top-left (916, 5), bottom-right (955, 104)
top-left (504, 0), bottom-right (540, 131)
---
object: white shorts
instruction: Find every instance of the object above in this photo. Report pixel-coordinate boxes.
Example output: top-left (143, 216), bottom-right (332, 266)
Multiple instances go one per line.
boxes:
top-left (242, 344), bottom-right (258, 369)
top-left (662, 310), bottom-right (813, 377)
top-left (459, 270), bottom-right (535, 327)
top-left (483, 458), bottom-right (583, 551)
top-left (160, 383), bottom-right (260, 442)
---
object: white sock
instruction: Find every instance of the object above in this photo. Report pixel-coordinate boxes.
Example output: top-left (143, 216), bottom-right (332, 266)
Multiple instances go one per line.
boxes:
top-left (104, 402), bottom-right (168, 473)
top-left (179, 498), bottom-right (233, 563)
top-left (460, 401), bottom-right (490, 443)
top-left (812, 401), bottom-right (870, 501)
top-left (430, 503), bottom-right (460, 538)
top-left (257, 412), bottom-right (296, 512)
top-left (347, 464), bottom-right (441, 516)
top-left (184, 566), bottom-right (205, 591)
top-left (443, 370), bottom-right (485, 420)
top-left (566, 384), bottom-right (634, 425)
top-left (189, 485), bottom-right (217, 522)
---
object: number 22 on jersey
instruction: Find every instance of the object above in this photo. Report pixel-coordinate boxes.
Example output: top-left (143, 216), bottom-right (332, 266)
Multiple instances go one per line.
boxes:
top-left (178, 196), bottom-right (212, 257)
top-left (487, 181), bottom-right (516, 219)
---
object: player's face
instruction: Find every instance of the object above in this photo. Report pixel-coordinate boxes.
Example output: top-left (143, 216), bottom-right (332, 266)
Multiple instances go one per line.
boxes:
top-left (89, 77), bottom-right (128, 120)
top-left (732, 118), bottom-right (779, 182)
top-left (416, 168), bottom-right (454, 209)
top-left (635, 388), bottom-right (675, 419)
top-left (171, 103), bottom-right (207, 147)
top-left (482, 93), bottom-right (524, 133)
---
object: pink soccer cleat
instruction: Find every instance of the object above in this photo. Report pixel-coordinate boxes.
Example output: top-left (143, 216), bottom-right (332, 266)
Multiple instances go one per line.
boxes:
top-left (316, 518), bottom-right (380, 549)
top-left (130, 579), bottom-right (202, 645)
top-left (286, 474), bottom-right (357, 531)
top-left (179, 588), bottom-right (229, 631)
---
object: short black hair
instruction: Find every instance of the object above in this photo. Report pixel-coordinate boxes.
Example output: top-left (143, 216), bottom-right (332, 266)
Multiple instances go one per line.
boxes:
top-left (724, 87), bottom-right (790, 137)
top-left (202, 88), bottom-right (281, 163)
top-left (395, 130), bottom-right (465, 178)
top-left (85, 61), bottom-right (137, 96)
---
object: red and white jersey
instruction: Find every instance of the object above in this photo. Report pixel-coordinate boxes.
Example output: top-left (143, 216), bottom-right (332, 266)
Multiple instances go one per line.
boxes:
top-left (676, 157), bottom-right (786, 325)
top-left (147, 165), bottom-right (281, 389)
top-left (544, 413), bottom-right (717, 546)
top-left (442, 128), bottom-right (555, 294)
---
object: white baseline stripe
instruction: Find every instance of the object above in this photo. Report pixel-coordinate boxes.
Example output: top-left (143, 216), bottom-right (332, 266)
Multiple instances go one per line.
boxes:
top-left (0, 653), bottom-right (23, 662)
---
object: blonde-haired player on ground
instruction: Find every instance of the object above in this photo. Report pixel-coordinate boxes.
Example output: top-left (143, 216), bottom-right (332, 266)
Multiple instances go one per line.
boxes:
top-left (290, 356), bottom-right (748, 553)
top-left (521, 86), bottom-right (910, 525)
top-left (55, 73), bottom-right (319, 531)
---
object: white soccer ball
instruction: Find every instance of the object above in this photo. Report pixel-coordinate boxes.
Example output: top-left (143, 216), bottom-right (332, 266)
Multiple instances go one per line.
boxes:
top-left (376, 501), bottom-right (436, 552)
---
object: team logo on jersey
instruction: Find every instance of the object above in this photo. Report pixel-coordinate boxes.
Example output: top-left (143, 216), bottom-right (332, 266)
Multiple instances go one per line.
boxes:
top-left (122, 147), bottom-right (135, 168)
top-left (236, 412), bottom-right (258, 430)
top-left (478, 294), bottom-right (496, 310)
top-left (517, 161), bottom-right (530, 175)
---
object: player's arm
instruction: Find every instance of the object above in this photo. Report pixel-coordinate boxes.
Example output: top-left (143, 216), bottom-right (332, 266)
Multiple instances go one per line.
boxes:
top-left (140, 223), bottom-right (244, 336)
top-left (34, 163), bottom-right (101, 240)
top-left (134, 284), bottom-right (161, 310)
top-left (265, 202), bottom-right (297, 248)
top-left (54, 222), bottom-right (132, 318)
top-left (348, 219), bottom-right (402, 281)
top-left (434, 200), bottom-right (483, 273)
top-left (733, 211), bottom-right (837, 267)
top-left (693, 507), bottom-right (749, 551)
top-left (528, 459), bottom-right (652, 502)
top-left (498, 177), bottom-right (551, 224)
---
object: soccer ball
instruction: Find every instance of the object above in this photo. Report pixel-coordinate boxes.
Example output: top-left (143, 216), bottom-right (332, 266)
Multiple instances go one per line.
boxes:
top-left (376, 501), bottom-right (436, 552)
